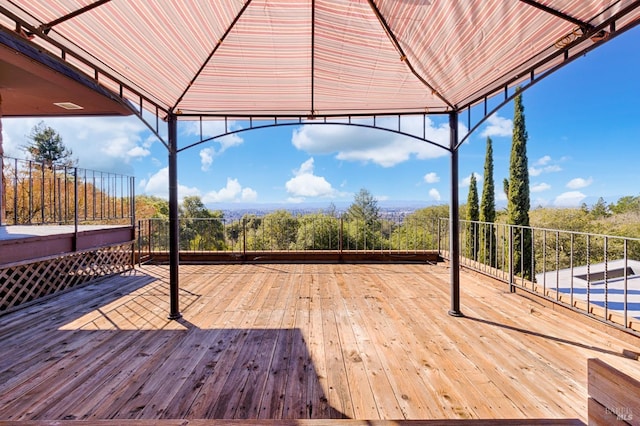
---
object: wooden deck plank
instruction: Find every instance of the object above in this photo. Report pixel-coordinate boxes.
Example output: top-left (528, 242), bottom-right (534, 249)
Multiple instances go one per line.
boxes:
top-left (307, 284), bottom-right (331, 419)
top-left (256, 267), bottom-right (300, 420)
top-left (169, 323), bottom-right (241, 418)
top-left (333, 268), bottom-right (382, 419)
top-left (319, 271), bottom-right (354, 419)
top-left (341, 284), bottom-right (405, 418)
top-left (1, 263), bottom-right (638, 423)
top-left (363, 271), bottom-right (471, 419)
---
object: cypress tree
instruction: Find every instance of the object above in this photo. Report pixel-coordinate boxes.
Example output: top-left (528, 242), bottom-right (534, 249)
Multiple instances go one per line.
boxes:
top-left (480, 137), bottom-right (497, 267)
top-left (507, 89), bottom-right (532, 280)
top-left (466, 174), bottom-right (479, 260)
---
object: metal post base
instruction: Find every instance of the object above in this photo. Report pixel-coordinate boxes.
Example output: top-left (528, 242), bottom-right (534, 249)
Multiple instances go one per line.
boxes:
top-left (168, 312), bottom-right (183, 320)
top-left (448, 310), bottom-right (464, 317)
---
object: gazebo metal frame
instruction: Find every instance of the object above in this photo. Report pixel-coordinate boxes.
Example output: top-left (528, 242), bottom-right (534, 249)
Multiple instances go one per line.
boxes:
top-left (1, 1), bottom-right (639, 319)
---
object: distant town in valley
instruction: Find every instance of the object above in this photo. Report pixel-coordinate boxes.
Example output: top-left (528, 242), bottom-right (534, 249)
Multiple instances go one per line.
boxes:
top-left (218, 201), bottom-right (429, 222)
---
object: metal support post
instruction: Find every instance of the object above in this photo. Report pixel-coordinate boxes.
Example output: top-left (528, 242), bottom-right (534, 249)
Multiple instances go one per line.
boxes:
top-left (73, 168), bottom-right (78, 251)
top-left (448, 112), bottom-right (463, 317)
top-left (168, 114), bottom-right (182, 320)
top-left (509, 226), bottom-right (515, 292)
top-left (0, 93), bottom-right (4, 226)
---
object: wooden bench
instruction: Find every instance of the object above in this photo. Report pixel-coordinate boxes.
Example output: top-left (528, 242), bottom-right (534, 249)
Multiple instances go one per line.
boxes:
top-left (588, 358), bottom-right (640, 425)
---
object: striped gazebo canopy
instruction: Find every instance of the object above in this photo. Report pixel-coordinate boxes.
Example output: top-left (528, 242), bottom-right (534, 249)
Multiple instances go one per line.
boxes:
top-left (2, 0), bottom-right (639, 120)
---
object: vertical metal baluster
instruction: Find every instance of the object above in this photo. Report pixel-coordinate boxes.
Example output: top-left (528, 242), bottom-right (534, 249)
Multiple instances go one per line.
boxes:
top-left (586, 235), bottom-right (591, 314)
top-left (41, 162), bottom-right (45, 224)
top-left (570, 233), bottom-right (574, 308)
top-left (84, 169), bottom-right (88, 221)
top-left (624, 239), bottom-right (628, 329)
top-left (28, 160), bottom-right (33, 224)
top-left (543, 230), bottom-right (547, 293)
top-left (556, 231), bottom-right (560, 301)
top-left (604, 237), bottom-right (608, 322)
top-left (13, 158), bottom-right (18, 224)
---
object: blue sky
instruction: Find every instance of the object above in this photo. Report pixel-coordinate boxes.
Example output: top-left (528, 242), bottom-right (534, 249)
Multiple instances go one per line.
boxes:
top-left (2, 26), bottom-right (639, 210)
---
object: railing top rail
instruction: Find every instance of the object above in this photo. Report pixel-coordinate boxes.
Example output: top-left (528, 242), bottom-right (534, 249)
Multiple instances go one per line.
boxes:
top-left (449, 217), bottom-right (640, 243)
top-left (1, 155), bottom-right (134, 179)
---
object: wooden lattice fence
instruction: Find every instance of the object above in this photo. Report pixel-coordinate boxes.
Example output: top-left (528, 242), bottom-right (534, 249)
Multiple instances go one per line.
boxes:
top-left (0, 243), bottom-right (133, 313)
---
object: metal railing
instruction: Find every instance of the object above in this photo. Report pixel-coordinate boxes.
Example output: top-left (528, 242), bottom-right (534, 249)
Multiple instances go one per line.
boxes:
top-left (137, 215), bottom-right (441, 255)
top-left (439, 218), bottom-right (640, 335)
top-left (1, 156), bottom-right (135, 226)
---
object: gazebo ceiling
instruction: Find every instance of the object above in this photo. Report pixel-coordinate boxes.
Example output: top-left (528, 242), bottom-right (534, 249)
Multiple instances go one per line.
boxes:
top-left (0, 29), bottom-right (132, 117)
top-left (1, 0), bottom-right (639, 119)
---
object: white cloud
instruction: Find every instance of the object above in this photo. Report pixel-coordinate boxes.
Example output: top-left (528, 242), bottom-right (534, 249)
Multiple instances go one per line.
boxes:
top-left (429, 188), bottom-right (441, 201)
top-left (529, 164), bottom-right (562, 177)
top-left (2, 116), bottom-right (150, 174)
top-left (566, 177), bottom-right (593, 189)
top-left (460, 172), bottom-right (482, 188)
top-left (126, 146), bottom-right (151, 158)
top-left (202, 178), bottom-right (257, 203)
top-left (184, 121), bottom-right (244, 168)
top-left (200, 148), bottom-right (214, 171)
top-left (424, 172), bottom-right (440, 184)
top-left (480, 114), bottom-right (512, 138)
top-left (554, 191), bottom-right (587, 207)
top-left (241, 187), bottom-right (258, 201)
top-left (291, 116), bottom-right (456, 167)
top-left (183, 121), bottom-right (244, 152)
top-left (531, 182), bottom-right (551, 193)
top-left (529, 155), bottom-right (564, 177)
top-left (535, 155), bottom-right (552, 166)
top-left (141, 167), bottom-right (200, 201)
top-left (285, 158), bottom-right (338, 199)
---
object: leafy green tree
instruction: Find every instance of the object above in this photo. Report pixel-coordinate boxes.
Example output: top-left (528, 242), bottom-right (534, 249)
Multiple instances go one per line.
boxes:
top-left (343, 219), bottom-right (388, 250)
top-left (609, 195), bottom-right (640, 215)
top-left (325, 202), bottom-right (339, 217)
top-left (248, 210), bottom-right (298, 250)
top-left (480, 137), bottom-right (497, 266)
top-left (23, 122), bottom-right (75, 167)
top-left (295, 213), bottom-right (342, 250)
top-left (507, 89), bottom-right (532, 280)
top-left (390, 205), bottom-right (448, 250)
top-left (466, 174), bottom-right (479, 260)
top-left (136, 195), bottom-right (169, 219)
top-left (588, 197), bottom-right (610, 219)
top-left (344, 188), bottom-right (386, 250)
top-left (529, 207), bottom-right (591, 274)
top-left (179, 196), bottom-right (225, 250)
top-left (347, 188), bottom-right (380, 227)
top-left (225, 213), bottom-right (262, 251)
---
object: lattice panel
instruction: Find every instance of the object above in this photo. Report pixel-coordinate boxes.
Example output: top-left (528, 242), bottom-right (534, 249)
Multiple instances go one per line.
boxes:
top-left (0, 244), bottom-right (133, 313)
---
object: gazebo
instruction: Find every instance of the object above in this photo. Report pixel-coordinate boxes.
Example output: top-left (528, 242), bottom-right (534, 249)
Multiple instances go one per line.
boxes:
top-left (1, 1), bottom-right (639, 319)
top-left (2, 2), bottom-right (640, 423)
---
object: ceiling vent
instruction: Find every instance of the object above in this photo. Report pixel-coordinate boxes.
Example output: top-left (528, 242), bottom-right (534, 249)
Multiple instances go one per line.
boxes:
top-left (53, 102), bottom-right (84, 110)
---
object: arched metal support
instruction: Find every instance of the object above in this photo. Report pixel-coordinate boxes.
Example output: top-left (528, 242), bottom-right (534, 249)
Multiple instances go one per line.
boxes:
top-left (177, 114), bottom-right (450, 154)
top-left (448, 112), bottom-right (463, 317)
top-left (167, 114), bottom-right (181, 320)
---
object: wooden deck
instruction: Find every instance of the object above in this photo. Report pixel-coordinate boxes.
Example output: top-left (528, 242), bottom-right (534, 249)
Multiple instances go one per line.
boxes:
top-left (1, 263), bottom-right (639, 423)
